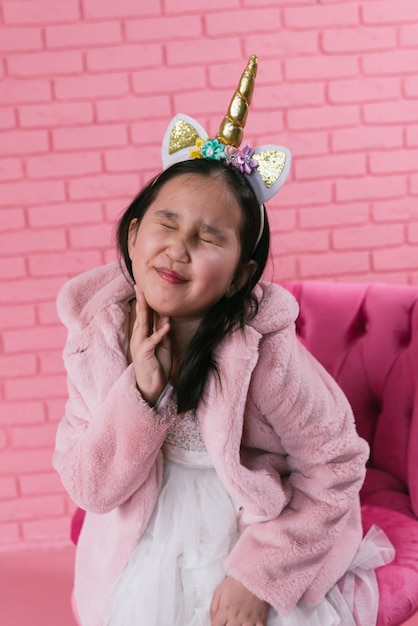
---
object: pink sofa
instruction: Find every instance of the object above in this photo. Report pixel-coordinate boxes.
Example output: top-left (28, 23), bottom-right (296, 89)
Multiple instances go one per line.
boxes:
top-left (70, 280), bottom-right (418, 625)
top-left (283, 280), bottom-right (418, 626)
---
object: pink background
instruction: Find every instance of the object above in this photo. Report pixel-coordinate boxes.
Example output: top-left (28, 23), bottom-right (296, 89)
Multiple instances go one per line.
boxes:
top-left (1, 0), bottom-right (418, 550)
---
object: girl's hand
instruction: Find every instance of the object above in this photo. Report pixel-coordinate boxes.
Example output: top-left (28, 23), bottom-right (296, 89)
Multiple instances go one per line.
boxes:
top-left (130, 288), bottom-right (172, 406)
top-left (210, 576), bottom-right (269, 626)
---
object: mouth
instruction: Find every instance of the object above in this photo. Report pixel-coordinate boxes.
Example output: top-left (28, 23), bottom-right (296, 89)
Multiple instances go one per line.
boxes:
top-left (156, 268), bottom-right (189, 285)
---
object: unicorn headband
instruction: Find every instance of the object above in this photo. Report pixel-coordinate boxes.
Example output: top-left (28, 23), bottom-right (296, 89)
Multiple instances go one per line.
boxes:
top-left (161, 55), bottom-right (291, 245)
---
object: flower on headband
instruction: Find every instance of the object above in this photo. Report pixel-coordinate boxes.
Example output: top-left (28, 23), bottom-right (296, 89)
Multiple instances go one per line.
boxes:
top-left (225, 143), bottom-right (258, 175)
top-left (190, 137), bottom-right (226, 161)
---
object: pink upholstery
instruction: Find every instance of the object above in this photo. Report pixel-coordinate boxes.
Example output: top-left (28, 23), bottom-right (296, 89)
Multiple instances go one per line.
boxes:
top-left (70, 280), bottom-right (418, 625)
top-left (284, 281), bottom-right (418, 626)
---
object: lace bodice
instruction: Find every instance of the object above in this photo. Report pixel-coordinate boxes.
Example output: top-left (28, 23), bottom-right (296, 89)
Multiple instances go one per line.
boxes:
top-left (165, 411), bottom-right (207, 452)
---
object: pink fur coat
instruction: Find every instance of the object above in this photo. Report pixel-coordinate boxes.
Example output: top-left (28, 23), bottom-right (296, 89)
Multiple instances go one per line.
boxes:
top-left (53, 261), bottom-right (369, 626)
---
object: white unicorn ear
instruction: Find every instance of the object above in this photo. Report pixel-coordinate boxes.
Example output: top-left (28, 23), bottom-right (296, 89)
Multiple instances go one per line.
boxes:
top-left (251, 145), bottom-right (292, 203)
top-left (161, 114), bottom-right (208, 169)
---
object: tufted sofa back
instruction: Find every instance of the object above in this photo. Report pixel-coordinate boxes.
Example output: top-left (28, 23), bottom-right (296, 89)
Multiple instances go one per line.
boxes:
top-left (282, 281), bottom-right (418, 518)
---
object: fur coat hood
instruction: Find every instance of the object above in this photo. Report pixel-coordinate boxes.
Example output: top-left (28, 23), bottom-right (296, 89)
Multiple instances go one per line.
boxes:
top-left (54, 261), bottom-right (369, 626)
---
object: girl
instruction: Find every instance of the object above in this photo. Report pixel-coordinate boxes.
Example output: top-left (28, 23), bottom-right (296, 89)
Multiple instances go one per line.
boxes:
top-left (53, 57), bottom-right (394, 626)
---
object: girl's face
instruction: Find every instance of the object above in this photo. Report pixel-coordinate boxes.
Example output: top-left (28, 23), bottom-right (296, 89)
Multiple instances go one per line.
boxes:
top-left (128, 173), bottom-right (252, 324)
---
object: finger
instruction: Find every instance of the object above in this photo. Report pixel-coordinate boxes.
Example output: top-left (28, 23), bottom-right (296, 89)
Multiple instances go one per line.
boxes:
top-left (135, 290), bottom-right (153, 339)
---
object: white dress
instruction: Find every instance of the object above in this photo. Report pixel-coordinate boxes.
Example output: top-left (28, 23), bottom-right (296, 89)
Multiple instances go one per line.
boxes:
top-left (104, 409), bottom-right (395, 626)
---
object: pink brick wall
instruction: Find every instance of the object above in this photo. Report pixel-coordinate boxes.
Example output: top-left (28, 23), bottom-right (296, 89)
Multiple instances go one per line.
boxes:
top-left (1, 0), bottom-right (418, 549)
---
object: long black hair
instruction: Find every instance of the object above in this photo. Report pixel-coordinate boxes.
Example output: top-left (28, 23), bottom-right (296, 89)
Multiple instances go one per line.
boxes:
top-left (117, 158), bottom-right (270, 413)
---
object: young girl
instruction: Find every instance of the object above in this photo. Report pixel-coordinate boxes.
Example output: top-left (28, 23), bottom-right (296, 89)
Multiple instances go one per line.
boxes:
top-left (53, 56), bottom-right (394, 626)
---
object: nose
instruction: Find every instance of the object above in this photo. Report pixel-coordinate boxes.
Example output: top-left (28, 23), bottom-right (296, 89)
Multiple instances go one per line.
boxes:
top-left (166, 232), bottom-right (190, 263)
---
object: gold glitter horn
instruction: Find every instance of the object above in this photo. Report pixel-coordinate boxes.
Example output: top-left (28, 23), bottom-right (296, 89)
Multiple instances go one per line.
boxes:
top-left (217, 54), bottom-right (258, 148)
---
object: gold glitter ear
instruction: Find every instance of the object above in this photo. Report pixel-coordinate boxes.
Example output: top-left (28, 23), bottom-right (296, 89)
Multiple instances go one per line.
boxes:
top-left (253, 149), bottom-right (288, 189)
top-left (168, 118), bottom-right (202, 155)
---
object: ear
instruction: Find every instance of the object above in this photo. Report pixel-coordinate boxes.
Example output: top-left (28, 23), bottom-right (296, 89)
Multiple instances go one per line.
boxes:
top-left (226, 260), bottom-right (258, 298)
top-left (127, 218), bottom-right (139, 260)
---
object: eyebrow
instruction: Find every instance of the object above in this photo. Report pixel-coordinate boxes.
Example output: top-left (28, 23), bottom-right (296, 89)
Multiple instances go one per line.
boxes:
top-left (154, 209), bottom-right (228, 241)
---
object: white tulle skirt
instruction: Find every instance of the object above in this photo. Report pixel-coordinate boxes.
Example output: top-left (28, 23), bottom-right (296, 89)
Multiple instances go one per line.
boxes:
top-left (104, 445), bottom-right (395, 626)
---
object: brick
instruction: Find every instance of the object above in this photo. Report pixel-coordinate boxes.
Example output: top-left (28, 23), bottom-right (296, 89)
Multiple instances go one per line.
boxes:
top-left (39, 351), bottom-right (65, 375)
top-left (332, 125), bottom-right (403, 152)
top-left (20, 471), bottom-right (63, 496)
top-left (410, 175), bottom-right (418, 195)
top-left (130, 119), bottom-right (174, 146)
top-left (68, 173), bottom-right (140, 201)
top-left (276, 179), bottom-right (332, 207)
top-left (0, 129), bottom-right (48, 156)
top-left (279, 229), bottom-right (329, 253)
top-left (7, 50), bottom-right (83, 78)
top-left (53, 124), bottom-right (127, 150)
top-left (299, 203), bottom-right (369, 229)
top-left (0, 256), bottom-right (25, 281)
top-left (404, 76), bottom-right (418, 97)
top-left (322, 26), bottom-right (396, 53)
top-left (333, 223), bottom-right (404, 250)
top-left (408, 223), bottom-right (418, 244)
top-left (0, 494), bottom-right (65, 522)
top-left (0, 180), bottom-right (65, 207)
top-left (3, 326), bottom-right (65, 354)
top-left (264, 208), bottom-right (296, 234)
top-left (0, 26), bottom-right (42, 51)
top-left (295, 153), bottom-right (366, 180)
top-left (38, 302), bottom-right (61, 325)
top-left (0, 157), bottom-right (23, 181)
top-left (10, 423), bottom-right (57, 448)
top-left (0, 227), bottom-right (66, 256)
top-left (299, 251), bottom-right (369, 277)
top-left (105, 146), bottom-right (161, 172)
top-left (0, 401), bottom-right (45, 426)
top-left (0, 448), bottom-right (53, 474)
top-left (205, 8), bottom-right (280, 35)
top-left (373, 246), bottom-right (418, 271)
top-left (407, 125), bottom-right (418, 147)
top-left (256, 82), bottom-right (325, 110)
top-left (0, 78), bottom-right (51, 104)
top-left (132, 66), bottom-right (206, 95)
top-left (372, 197), bottom-right (418, 222)
top-left (126, 15), bottom-right (202, 42)
top-left (363, 49), bottom-right (418, 76)
top-left (0, 304), bottom-right (35, 329)
top-left (55, 73), bottom-right (129, 100)
top-left (400, 24), bottom-right (418, 48)
top-left (285, 55), bottom-right (358, 80)
top-left (5, 374), bottom-right (67, 400)
top-left (0, 431), bottom-right (7, 450)
top-left (284, 3), bottom-right (358, 29)
top-left (288, 105), bottom-right (360, 131)
top-left (104, 198), bottom-right (133, 222)
top-left (0, 477), bottom-right (17, 499)
top-left (336, 175), bottom-right (406, 202)
top-left (370, 149), bottom-right (418, 174)
top-left (27, 152), bottom-right (101, 179)
top-left (268, 130), bottom-right (328, 158)
top-left (28, 201), bottom-right (103, 227)
top-left (364, 100), bottom-right (418, 124)
top-left (3, 1), bottom-right (79, 24)
top-left (242, 110), bottom-right (285, 137)
top-left (208, 58), bottom-right (279, 89)
top-left (19, 102), bottom-right (94, 129)
top-left (87, 43), bottom-right (162, 72)
top-left (0, 208), bottom-right (25, 232)
top-left (0, 107), bottom-right (16, 129)
top-left (246, 31), bottom-right (318, 60)
top-left (362, 0), bottom-right (418, 24)
top-left (0, 522), bottom-right (20, 545)
top-left (22, 517), bottom-right (73, 544)
top-left (173, 87), bottom-right (248, 118)
top-left (83, 0), bottom-right (160, 19)
top-left (104, 249), bottom-right (118, 265)
top-left (96, 95), bottom-right (170, 123)
top-left (167, 39), bottom-right (240, 66)
top-left (0, 277), bottom-right (64, 304)
top-left (46, 399), bottom-right (66, 423)
top-left (46, 21), bottom-right (122, 49)
top-left (29, 250), bottom-right (103, 277)
top-left (328, 77), bottom-right (401, 104)
top-left (165, 0), bottom-right (239, 11)
top-left (68, 223), bottom-right (116, 250)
